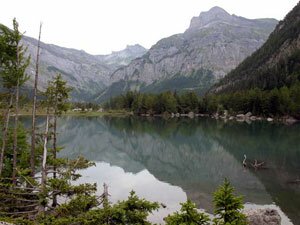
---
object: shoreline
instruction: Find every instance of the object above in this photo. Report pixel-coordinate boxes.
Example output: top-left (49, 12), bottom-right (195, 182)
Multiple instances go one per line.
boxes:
top-left (10, 109), bottom-right (299, 124)
top-left (137, 112), bottom-right (299, 125)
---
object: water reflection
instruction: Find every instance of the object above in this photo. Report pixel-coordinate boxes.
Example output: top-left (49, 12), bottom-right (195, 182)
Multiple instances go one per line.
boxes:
top-left (23, 116), bottom-right (300, 224)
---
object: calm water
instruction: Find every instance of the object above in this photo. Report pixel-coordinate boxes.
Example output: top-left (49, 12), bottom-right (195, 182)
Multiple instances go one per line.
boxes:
top-left (23, 116), bottom-right (300, 224)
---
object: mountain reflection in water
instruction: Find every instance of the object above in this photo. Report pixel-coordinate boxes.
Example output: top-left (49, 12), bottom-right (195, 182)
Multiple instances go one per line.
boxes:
top-left (22, 116), bottom-right (300, 224)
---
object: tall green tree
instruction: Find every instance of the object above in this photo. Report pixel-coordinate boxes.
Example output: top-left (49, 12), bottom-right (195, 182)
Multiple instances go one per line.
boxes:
top-left (0, 19), bottom-right (30, 179)
top-left (44, 74), bottom-right (72, 206)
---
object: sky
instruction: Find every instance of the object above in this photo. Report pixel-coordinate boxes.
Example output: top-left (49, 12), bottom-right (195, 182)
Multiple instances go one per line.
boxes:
top-left (0, 0), bottom-right (298, 55)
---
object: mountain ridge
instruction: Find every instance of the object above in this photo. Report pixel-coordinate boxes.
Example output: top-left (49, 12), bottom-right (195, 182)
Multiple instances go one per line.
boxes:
top-left (19, 35), bottom-right (147, 101)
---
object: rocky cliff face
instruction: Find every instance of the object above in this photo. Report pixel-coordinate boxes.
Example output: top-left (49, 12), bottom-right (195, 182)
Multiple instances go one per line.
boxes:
top-left (22, 37), bottom-right (146, 101)
top-left (95, 7), bottom-right (277, 102)
top-left (210, 3), bottom-right (300, 94)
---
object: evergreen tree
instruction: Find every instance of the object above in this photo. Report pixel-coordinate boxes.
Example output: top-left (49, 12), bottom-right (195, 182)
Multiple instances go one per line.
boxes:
top-left (0, 18), bottom-right (30, 179)
top-left (213, 178), bottom-right (247, 225)
top-left (164, 199), bottom-right (210, 225)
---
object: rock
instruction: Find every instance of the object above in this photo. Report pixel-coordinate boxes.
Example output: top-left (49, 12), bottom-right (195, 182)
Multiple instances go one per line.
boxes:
top-left (267, 118), bottom-right (274, 122)
top-left (175, 113), bottom-right (180, 117)
top-left (223, 110), bottom-right (229, 117)
top-left (284, 116), bottom-right (298, 124)
top-left (244, 208), bottom-right (281, 225)
top-left (229, 116), bottom-right (235, 120)
top-left (250, 116), bottom-right (257, 121)
top-left (171, 113), bottom-right (175, 118)
top-left (236, 114), bottom-right (246, 121)
top-left (213, 113), bottom-right (219, 119)
top-left (188, 112), bottom-right (195, 118)
top-left (245, 112), bottom-right (252, 117)
top-left (236, 114), bottom-right (245, 119)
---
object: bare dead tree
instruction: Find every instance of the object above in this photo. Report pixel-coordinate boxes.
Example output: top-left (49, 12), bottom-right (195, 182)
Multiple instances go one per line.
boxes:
top-left (31, 22), bottom-right (42, 177)
top-left (41, 113), bottom-right (49, 188)
top-left (52, 114), bottom-right (57, 207)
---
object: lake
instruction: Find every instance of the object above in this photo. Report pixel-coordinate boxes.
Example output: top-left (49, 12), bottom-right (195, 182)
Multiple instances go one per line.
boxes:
top-left (23, 116), bottom-right (300, 224)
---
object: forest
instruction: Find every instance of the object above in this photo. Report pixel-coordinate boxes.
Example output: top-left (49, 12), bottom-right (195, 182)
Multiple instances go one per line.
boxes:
top-left (104, 83), bottom-right (300, 119)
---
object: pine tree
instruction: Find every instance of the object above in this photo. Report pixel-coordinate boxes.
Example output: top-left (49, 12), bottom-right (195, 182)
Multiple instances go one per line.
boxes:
top-left (213, 178), bottom-right (247, 225)
top-left (0, 19), bottom-right (30, 178)
top-left (44, 74), bottom-right (72, 206)
top-left (164, 199), bottom-right (210, 225)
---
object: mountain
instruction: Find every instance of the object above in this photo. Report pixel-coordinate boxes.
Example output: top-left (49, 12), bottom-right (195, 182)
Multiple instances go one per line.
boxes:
top-left (96, 44), bottom-right (147, 67)
top-left (95, 7), bottom-right (277, 102)
top-left (210, 2), bottom-right (300, 94)
top-left (21, 36), bottom-right (146, 101)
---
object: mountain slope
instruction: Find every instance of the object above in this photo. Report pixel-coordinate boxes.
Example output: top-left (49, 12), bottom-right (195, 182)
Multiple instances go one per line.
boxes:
top-left (21, 36), bottom-right (146, 101)
top-left (210, 2), bottom-right (300, 94)
top-left (96, 7), bottom-right (277, 102)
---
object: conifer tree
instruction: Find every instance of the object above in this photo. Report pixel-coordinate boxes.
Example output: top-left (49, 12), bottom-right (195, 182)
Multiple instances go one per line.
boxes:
top-left (0, 18), bottom-right (30, 178)
top-left (213, 178), bottom-right (247, 225)
top-left (164, 199), bottom-right (210, 225)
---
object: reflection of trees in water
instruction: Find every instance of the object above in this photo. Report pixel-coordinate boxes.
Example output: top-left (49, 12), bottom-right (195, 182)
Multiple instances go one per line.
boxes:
top-left (103, 117), bottom-right (300, 224)
top-left (209, 121), bottom-right (300, 225)
top-left (21, 116), bottom-right (300, 224)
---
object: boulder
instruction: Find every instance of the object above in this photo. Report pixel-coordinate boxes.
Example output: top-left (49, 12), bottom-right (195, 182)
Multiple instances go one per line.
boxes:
top-left (188, 112), bottom-right (195, 118)
top-left (224, 110), bottom-right (229, 117)
top-left (245, 112), bottom-right (252, 117)
top-left (229, 116), bottom-right (235, 120)
top-left (175, 113), bottom-right (180, 117)
top-left (284, 116), bottom-right (298, 124)
top-left (267, 118), bottom-right (274, 122)
top-left (250, 116), bottom-right (257, 121)
top-left (236, 114), bottom-right (245, 119)
top-left (244, 208), bottom-right (281, 225)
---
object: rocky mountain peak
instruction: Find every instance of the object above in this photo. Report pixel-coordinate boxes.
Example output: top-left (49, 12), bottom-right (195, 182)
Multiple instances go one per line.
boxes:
top-left (124, 44), bottom-right (147, 55)
top-left (189, 6), bottom-right (231, 30)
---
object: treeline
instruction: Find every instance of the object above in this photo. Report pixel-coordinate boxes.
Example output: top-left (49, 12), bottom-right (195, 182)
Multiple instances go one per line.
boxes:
top-left (104, 82), bottom-right (300, 118)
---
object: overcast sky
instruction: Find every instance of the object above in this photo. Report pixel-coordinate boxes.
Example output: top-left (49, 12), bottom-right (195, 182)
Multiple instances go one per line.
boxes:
top-left (0, 0), bottom-right (298, 55)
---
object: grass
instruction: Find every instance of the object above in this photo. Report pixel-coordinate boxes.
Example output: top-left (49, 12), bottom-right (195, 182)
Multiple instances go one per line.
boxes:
top-left (8, 108), bottom-right (132, 117)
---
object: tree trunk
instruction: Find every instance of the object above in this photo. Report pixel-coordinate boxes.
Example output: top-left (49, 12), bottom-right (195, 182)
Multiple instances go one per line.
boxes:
top-left (31, 23), bottom-right (42, 177)
top-left (0, 93), bottom-right (13, 176)
top-left (52, 114), bottom-right (57, 207)
top-left (40, 111), bottom-right (49, 213)
top-left (41, 113), bottom-right (49, 188)
top-left (12, 78), bottom-right (20, 185)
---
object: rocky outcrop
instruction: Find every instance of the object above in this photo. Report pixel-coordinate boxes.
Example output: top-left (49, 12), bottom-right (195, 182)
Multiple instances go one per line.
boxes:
top-left (244, 208), bottom-right (281, 225)
top-left (96, 7), bottom-right (277, 102)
